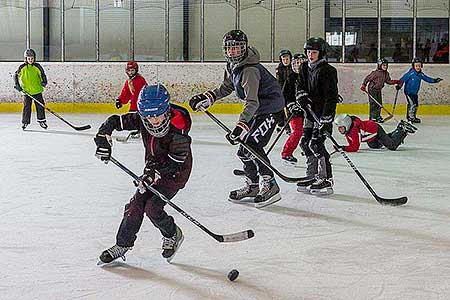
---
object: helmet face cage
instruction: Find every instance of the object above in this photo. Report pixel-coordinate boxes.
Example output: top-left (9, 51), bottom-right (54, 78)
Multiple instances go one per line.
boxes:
top-left (139, 111), bottom-right (171, 138)
top-left (223, 40), bottom-right (247, 64)
top-left (377, 58), bottom-right (388, 69)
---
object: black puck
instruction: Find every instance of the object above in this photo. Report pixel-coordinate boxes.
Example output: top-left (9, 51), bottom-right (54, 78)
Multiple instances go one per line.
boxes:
top-left (227, 269), bottom-right (239, 281)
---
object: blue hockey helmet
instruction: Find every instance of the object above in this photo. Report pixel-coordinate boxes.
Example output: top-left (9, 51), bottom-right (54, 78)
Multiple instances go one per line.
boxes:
top-left (138, 84), bottom-right (171, 137)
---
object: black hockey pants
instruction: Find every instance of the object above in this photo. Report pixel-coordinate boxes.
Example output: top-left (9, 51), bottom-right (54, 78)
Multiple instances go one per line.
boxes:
top-left (368, 89), bottom-right (382, 120)
top-left (22, 93), bottom-right (46, 124)
top-left (116, 184), bottom-right (178, 247)
top-left (237, 111), bottom-right (283, 183)
top-left (367, 125), bottom-right (407, 151)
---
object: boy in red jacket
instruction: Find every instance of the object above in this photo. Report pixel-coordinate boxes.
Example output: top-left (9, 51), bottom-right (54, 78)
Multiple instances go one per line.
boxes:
top-left (334, 114), bottom-right (416, 152)
top-left (115, 61), bottom-right (147, 138)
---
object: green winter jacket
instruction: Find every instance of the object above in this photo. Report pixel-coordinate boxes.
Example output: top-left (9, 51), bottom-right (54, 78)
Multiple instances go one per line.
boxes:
top-left (14, 63), bottom-right (47, 95)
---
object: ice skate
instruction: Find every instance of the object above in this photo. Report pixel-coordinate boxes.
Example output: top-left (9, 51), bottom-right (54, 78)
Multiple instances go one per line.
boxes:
top-left (254, 176), bottom-right (281, 208)
top-left (282, 155), bottom-right (298, 166)
top-left (38, 121), bottom-right (48, 129)
top-left (398, 120), bottom-right (416, 134)
top-left (296, 176), bottom-right (316, 192)
top-left (97, 245), bottom-right (132, 265)
top-left (407, 116), bottom-right (421, 124)
top-left (229, 177), bottom-right (259, 203)
top-left (162, 225), bottom-right (184, 263)
top-left (307, 178), bottom-right (334, 195)
top-left (22, 123), bottom-right (28, 130)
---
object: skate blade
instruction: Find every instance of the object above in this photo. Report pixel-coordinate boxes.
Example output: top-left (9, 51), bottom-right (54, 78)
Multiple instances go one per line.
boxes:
top-left (166, 235), bottom-right (184, 264)
top-left (255, 194), bottom-right (282, 209)
top-left (308, 187), bottom-right (334, 195)
top-left (228, 196), bottom-right (257, 204)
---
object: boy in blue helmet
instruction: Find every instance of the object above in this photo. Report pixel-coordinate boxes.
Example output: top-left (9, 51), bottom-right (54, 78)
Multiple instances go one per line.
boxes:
top-left (94, 84), bottom-right (192, 264)
top-left (397, 57), bottom-right (443, 123)
top-left (189, 29), bottom-right (285, 208)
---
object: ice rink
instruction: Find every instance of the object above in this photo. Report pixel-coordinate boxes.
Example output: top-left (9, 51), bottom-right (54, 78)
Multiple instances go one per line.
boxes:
top-left (1, 112), bottom-right (450, 300)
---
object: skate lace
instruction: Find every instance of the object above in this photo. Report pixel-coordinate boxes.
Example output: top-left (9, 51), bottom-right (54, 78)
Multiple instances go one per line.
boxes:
top-left (260, 178), bottom-right (273, 195)
top-left (236, 178), bottom-right (254, 197)
top-left (107, 245), bottom-right (130, 259)
top-left (162, 235), bottom-right (177, 250)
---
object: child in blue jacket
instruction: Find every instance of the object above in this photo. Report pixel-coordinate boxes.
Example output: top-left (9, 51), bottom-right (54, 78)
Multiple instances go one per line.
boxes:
top-left (397, 57), bottom-right (443, 123)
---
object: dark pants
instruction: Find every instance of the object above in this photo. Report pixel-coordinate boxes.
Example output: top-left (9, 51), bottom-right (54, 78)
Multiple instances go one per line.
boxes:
top-left (22, 93), bottom-right (46, 124)
top-left (299, 117), bottom-right (333, 179)
top-left (116, 184), bottom-right (178, 247)
top-left (368, 89), bottom-right (382, 120)
top-left (367, 125), bottom-right (406, 151)
top-left (405, 93), bottom-right (419, 119)
top-left (238, 112), bottom-right (282, 183)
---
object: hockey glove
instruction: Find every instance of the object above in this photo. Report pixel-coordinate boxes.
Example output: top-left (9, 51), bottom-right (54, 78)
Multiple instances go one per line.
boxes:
top-left (94, 133), bottom-right (112, 162)
top-left (287, 101), bottom-right (302, 115)
top-left (134, 161), bottom-right (156, 194)
top-left (395, 84), bottom-right (402, 91)
top-left (319, 114), bottom-right (334, 125)
top-left (115, 99), bottom-right (123, 109)
top-left (14, 84), bottom-right (22, 92)
top-left (360, 84), bottom-right (366, 92)
top-left (295, 90), bottom-right (311, 109)
top-left (226, 122), bottom-right (249, 145)
top-left (435, 78), bottom-right (443, 83)
top-left (189, 91), bottom-right (216, 111)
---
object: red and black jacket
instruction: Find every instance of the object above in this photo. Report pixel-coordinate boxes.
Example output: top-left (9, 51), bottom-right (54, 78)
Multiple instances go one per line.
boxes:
top-left (98, 104), bottom-right (192, 189)
top-left (343, 117), bottom-right (379, 152)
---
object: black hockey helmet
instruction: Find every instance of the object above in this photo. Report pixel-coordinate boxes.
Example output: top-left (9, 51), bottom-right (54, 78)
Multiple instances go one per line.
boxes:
top-left (222, 29), bottom-right (248, 64)
top-left (304, 37), bottom-right (327, 59)
top-left (377, 58), bottom-right (388, 70)
top-left (278, 49), bottom-right (292, 61)
top-left (411, 57), bottom-right (423, 68)
top-left (24, 49), bottom-right (36, 58)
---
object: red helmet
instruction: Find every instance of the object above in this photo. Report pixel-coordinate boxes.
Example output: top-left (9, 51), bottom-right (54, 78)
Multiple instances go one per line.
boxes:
top-left (126, 61), bottom-right (138, 72)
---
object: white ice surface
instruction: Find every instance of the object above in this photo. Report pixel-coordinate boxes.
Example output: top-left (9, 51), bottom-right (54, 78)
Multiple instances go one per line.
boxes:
top-left (1, 113), bottom-right (450, 300)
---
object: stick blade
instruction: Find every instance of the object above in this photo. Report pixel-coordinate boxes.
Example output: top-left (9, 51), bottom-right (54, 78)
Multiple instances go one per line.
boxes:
top-left (74, 124), bottom-right (91, 131)
top-left (215, 229), bottom-right (255, 243)
top-left (376, 195), bottom-right (408, 206)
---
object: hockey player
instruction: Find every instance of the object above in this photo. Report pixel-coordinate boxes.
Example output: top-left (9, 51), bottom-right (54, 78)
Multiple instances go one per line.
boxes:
top-left (94, 84), bottom-right (192, 264)
top-left (290, 37), bottom-right (339, 195)
top-left (115, 61), bottom-right (147, 138)
top-left (280, 52), bottom-right (305, 164)
top-left (188, 29), bottom-right (285, 208)
top-left (361, 58), bottom-right (402, 123)
top-left (397, 57), bottom-right (443, 123)
top-left (333, 114), bottom-right (416, 152)
top-left (14, 49), bottom-right (48, 130)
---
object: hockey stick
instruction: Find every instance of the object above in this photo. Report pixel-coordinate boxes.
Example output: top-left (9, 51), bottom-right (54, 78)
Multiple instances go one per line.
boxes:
top-left (109, 156), bottom-right (255, 243)
top-left (23, 91), bottom-right (91, 131)
top-left (304, 104), bottom-right (407, 206)
top-left (365, 91), bottom-right (394, 122)
top-left (116, 130), bottom-right (139, 143)
top-left (392, 89), bottom-right (400, 115)
top-left (201, 108), bottom-right (304, 183)
top-left (266, 112), bottom-right (294, 154)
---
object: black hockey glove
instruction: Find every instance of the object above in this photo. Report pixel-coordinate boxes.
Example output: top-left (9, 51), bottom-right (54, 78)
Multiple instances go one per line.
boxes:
top-left (14, 84), bottom-right (22, 92)
top-left (115, 99), bottom-right (123, 109)
top-left (189, 91), bottom-right (216, 111)
top-left (226, 122), bottom-right (249, 145)
top-left (435, 78), bottom-right (443, 83)
top-left (134, 161), bottom-right (156, 194)
top-left (319, 114), bottom-right (334, 125)
top-left (94, 133), bottom-right (112, 162)
top-left (295, 90), bottom-right (311, 109)
top-left (395, 84), bottom-right (402, 91)
top-left (287, 101), bottom-right (302, 115)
